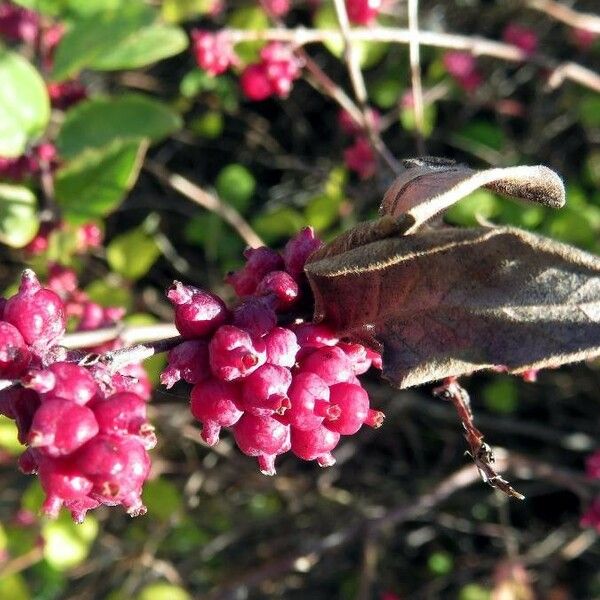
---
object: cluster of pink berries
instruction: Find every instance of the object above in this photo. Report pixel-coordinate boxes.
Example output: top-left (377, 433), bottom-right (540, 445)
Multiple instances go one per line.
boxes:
top-left (162, 228), bottom-right (384, 475)
top-left (0, 271), bottom-right (153, 522)
top-left (25, 221), bottom-right (102, 257)
top-left (581, 450), bottom-right (600, 533)
top-left (339, 108), bottom-right (379, 179)
top-left (0, 143), bottom-right (57, 183)
top-left (345, 0), bottom-right (382, 26)
top-left (442, 52), bottom-right (483, 93)
top-left (502, 23), bottom-right (538, 56)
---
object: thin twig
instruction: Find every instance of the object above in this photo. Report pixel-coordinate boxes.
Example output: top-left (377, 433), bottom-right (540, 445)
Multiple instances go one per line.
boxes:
top-left (61, 323), bottom-right (179, 349)
top-left (527, 0), bottom-right (600, 34)
top-left (144, 160), bottom-right (264, 249)
top-left (224, 27), bottom-right (600, 92)
top-left (433, 378), bottom-right (525, 500)
top-left (408, 0), bottom-right (426, 155)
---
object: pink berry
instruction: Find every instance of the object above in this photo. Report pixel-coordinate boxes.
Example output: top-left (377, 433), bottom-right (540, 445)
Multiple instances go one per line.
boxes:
top-left (264, 327), bottom-right (299, 368)
top-left (338, 107), bottom-right (381, 136)
top-left (291, 424), bottom-right (340, 466)
top-left (209, 325), bottom-right (266, 381)
top-left (0, 3), bottom-right (39, 43)
top-left (111, 363), bottom-right (153, 401)
top-left (161, 340), bottom-right (210, 389)
top-left (293, 322), bottom-right (339, 349)
top-left (75, 434), bottom-right (151, 516)
top-left (232, 297), bottom-right (277, 338)
top-left (28, 399), bottom-right (99, 457)
top-left (285, 372), bottom-right (339, 431)
top-left (77, 222), bottom-right (102, 250)
top-left (326, 383), bottom-right (384, 435)
top-left (259, 43), bottom-right (302, 98)
top-left (263, 0), bottom-right (290, 17)
top-left (91, 392), bottom-right (154, 448)
top-left (4, 270), bottom-right (66, 350)
top-left (581, 497), bottom-right (600, 533)
top-left (300, 346), bottom-right (354, 386)
top-left (366, 347), bottom-right (383, 369)
top-left (282, 227), bottom-right (323, 278)
top-left (233, 414), bottom-right (290, 475)
top-left (443, 51), bottom-right (477, 79)
top-left (240, 64), bottom-right (273, 101)
top-left (24, 362), bottom-right (99, 405)
top-left (586, 451), bottom-right (600, 480)
top-left (571, 28), bottom-right (599, 51)
top-left (9, 388), bottom-right (41, 444)
top-left (346, 0), bottom-right (381, 25)
top-left (256, 271), bottom-right (299, 309)
top-left (338, 342), bottom-right (372, 375)
top-left (168, 281), bottom-right (228, 338)
top-left (190, 378), bottom-right (243, 446)
top-left (502, 23), bottom-right (538, 56)
top-left (241, 364), bottom-right (292, 416)
top-left (0, 321), bottom-right (31, 378)
top-left (191, 29), bottom-right (236, 76)
top-left (226, 246), bottom-right (283, 296)
top-left (47, 80), bottom-right (87, 110)
top-left (37, 455), bottom-right (93, 518)
top-left (344, 136), bottom-right (376, 179)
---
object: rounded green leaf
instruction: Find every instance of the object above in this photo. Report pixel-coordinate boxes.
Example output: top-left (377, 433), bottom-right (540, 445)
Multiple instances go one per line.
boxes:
top-left (55, 139), bottom-right (147, 221)
top-left (0, 49), bottom-right (50, 157)
top-left (90, 24), bottom-right (188, 71)
top-left (228, 6), bottom-right (269, 62)
top-left (106, 225), bottom-right (161, 280)
top-left (0, 184), bottom-right (39, 248)
top-left (58, 94), bottom-right (182, 158)
top-left (215, 164), bottom-right (256, 212)
top-left (0, 574), bottom-right (30, 600)
top-left (444, 189), bottom-right (501, 227)
top-left (0, 416), bottom-right (24, 455)
top-left (42, 514), bottom-right (99, 571)
top-left (137, 583), bottom-right (191, 600)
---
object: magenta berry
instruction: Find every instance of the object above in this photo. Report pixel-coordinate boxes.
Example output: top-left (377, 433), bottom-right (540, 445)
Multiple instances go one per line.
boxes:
top-left (581, 497), bottom-right (600, 533)
top-left (25, 362), bottom-right (99, 405)
top-left (161, 340), bottom-right (210, 389)
top-left (286, 372), bottom-right (339, 431)
top-left (263, 0), bottom-right (290, 17)
top-left (4, 270), bottom-right (66, 350)
top-left (256, 271), bottom-right (299, 309)
top-left (344, 136), bottom-right (376, 180)
top-left (326, 383), bottom-right (384, 435)
top-left (226, 246), bottom-right (283, 297)
top-left (233, 414), bottom-right (291, 475)
top-left (338, 342), bottom-right (373, 375)
top-left (241, 364), bottom-right (292, 416)
top-left (0, 321), bottom-right (31, 378)
top-left (240, 64), bottom-right (273, 101)
top-left (346, 0), bottom-right (381, 25)
top-left (232, 297), bottom-right (277, 337)
top-left (10, 388), bottom-right (41, 444)
top-left (191, 29), bottom-right (236, 76)
top-left (168, 281), bottom-right (228, 338)
top-left (586, 451), bottom-right (600, 479)
top-left (209, 325), bottom-right (266, 381)
top-left (282, 227), bottom-right (322, 278)
top-left (190, 378), bottom-right (243, 445)
top-left (264, 327), bottom-right (299, 368)
top-left (291, 424), bottom-right (340, 467)
top-left (28, 399), bottom-right (99, 457)
top-left (300, 346), bottom-right (354, 386)
top-left (502, 23), bottom-right (538, 56)
top-left (0, 3), bottom-right (39, 43)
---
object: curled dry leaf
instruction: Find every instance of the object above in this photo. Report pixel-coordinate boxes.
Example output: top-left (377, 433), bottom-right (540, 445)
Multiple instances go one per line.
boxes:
top-left (305, 160), bottom-right (599, 389)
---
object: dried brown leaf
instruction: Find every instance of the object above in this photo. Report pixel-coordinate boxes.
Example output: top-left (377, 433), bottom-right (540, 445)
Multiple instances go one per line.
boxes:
top-left (305, 226), bottom-right (600, 389)
top-left (380, 161), bottom-right (565, 233)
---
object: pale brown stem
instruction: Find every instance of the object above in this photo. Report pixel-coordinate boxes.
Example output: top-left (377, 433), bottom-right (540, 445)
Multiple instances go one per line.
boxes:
top-left (144, 160), bottom-right (264, 249)
top-left (408, 0), bottom-right (426, 155)
top-left (224, 27), bottom-right (600, 92)
top-left (61, 323), bottom-right (179, 349)
top-left (526, 0), bottom-right (600, 34)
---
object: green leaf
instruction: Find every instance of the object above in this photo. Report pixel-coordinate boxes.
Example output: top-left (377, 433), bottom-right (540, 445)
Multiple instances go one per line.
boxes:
top-left (455, 120), bottom-right (506, 152)
top-left (579, 95), bottom-right (600, 128)
top-left (90, 24), bottom-right (188, 71)
top-left (483, 377), bottom-right (519, 414)
top-left (42, 513), bottom-right (99, 571)
top-left (55, 139), bottom-right (147, 221)
top-left (252, 206), bottom-right (305, 243)
top-left (0, 49), bottom-right (50, 157)
top-left (50, 4), bottom-right (155, 81)
top-left (369, 77), bottom-right (403, 109)
top-left (444, 189), bottom-right (501, 226)
top-left (85, 279), bottom-right (133, 311)
top-left (162, 0), bottom-right (214, 23)
top-left (58, 94), bottom-right (182, 158)
top-left (190, 111), bottom-right (224, 139)
top-left (0, 184), bottom-right (39, 248)
top-left (313, 4), bottom-right (388, 69)
top-left (143, 479), bottom-right (183, 521)
top-left (427, 551), bottom-right (454, 575)
top-left (215, 164), bottom-right (256, 212)
top-left (227, 6), bottom-right (269, 62)
top-left (305, 194), bottom-right (342, 231)
top-left (137, 583), bottom-right (191, 600)
top-left (106, 223), bottom-right (161, 280)
top-left (0, 574), bottom-right (30, 600)
top-left (400, 101), bottom-right (437, 138)
top-left (0, 416), bottom-right (24, 455)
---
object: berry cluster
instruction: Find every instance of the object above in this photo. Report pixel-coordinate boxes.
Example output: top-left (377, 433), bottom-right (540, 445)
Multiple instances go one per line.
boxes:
top-left (581, 450), bottom-right (600, 533)
top-left (502, 23), bottom-right (538, 56)
top-left (25, 221), bottom-right (102, 257)
top-left (162, 228), bottom-right (384, 475)
top-left (0, 143), bottom-right (57, 183)
top-left (442, 51), bottom-right (483, 92)
top-left (0, 271), bottom-right (153, 522)
top-left (191, 29), bottom-right (237, 76)
top-left (240, 42), bottom-right (303, 101)
top-left (339, 108), bottom-right (379, 179)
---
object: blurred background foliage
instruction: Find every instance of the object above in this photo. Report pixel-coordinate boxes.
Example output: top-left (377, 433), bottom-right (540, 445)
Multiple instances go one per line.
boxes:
top-left (0, 0), bottom-right (598, 598)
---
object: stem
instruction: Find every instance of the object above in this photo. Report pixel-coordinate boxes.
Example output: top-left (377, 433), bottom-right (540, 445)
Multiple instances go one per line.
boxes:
top-left (407, 0), bottom-right (426, 155)
top-left (61, 323), bottom-right (180, 349)
top-left (224, 27), bottom-right (600, 93)
top-left (526, 0), bottom-right (600, 34)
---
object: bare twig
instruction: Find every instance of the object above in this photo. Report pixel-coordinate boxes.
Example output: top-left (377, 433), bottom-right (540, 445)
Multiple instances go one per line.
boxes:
top-left (433, 378), bottom-right (525, 500)
top-left (61, 322), bottom-right (179, 349)
top-left (408, 0), bottom-right (426, 155)
top-left (225, 27), bottom-right (600, 92)
top-left (144, 160), bottom-right (264, 249)
top-left (527, 0), bottom-right (600, 34)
